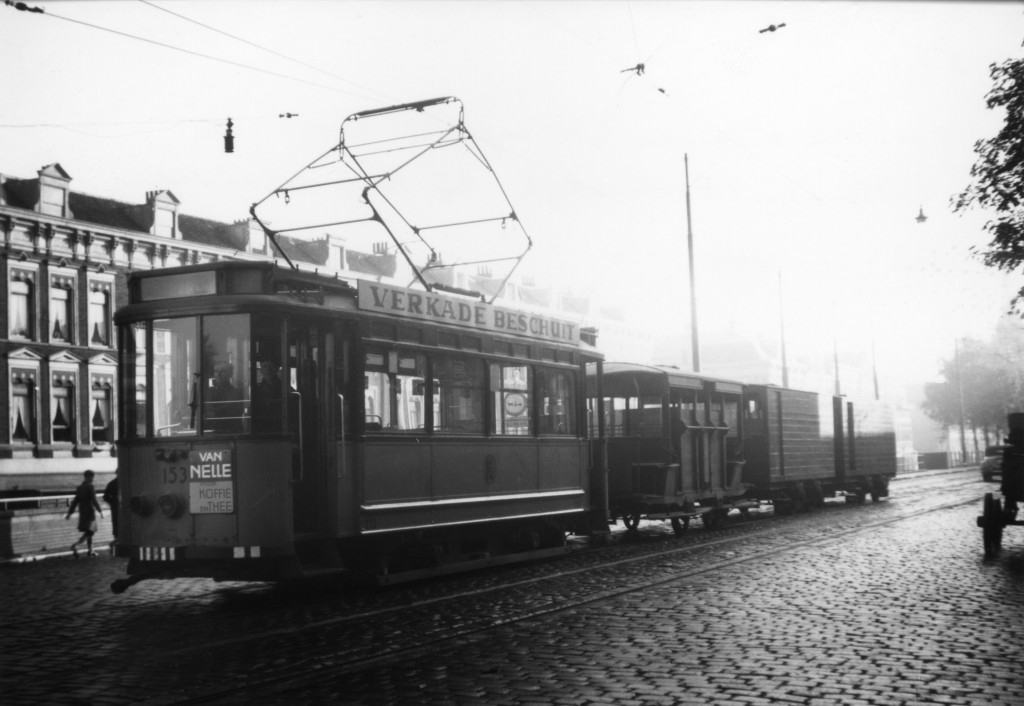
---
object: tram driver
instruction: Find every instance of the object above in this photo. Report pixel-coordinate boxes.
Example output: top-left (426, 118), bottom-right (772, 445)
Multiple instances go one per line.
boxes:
top-left (253, 359), bottom-right (283, 432)
top-left (207, 363), bottom-right (245, 432)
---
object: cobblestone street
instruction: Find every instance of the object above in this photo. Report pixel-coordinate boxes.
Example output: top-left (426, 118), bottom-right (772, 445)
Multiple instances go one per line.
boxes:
top-left (3, 469), bottom-right (1023, 705)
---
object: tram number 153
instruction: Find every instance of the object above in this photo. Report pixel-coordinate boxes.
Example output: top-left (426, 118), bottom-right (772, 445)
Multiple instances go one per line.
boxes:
top-left (162, 466), bottom-right (189, 484)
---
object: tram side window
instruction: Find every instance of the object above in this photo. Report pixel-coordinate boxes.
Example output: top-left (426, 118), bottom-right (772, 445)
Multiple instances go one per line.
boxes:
top-left (126, 322), bottom-right (148, 438)
top-left (364, 349), bottom-right (427, 431)
top-left (492, 364), bottom-right (531, 436)
top-left (538, 369), bottom-right (576, 435)
top-left (152, 318), bottom-right (197, 437)
top-left (202, 315), bottom-right (251, 434)
top-left (434, 355), bottom-right (484, 434)
top-left (635, 395), bottom-right (663, 437)
top-left (252, 319), bottom-right (284, 434)
top-left (605, 397), bottom-right (630, 437)
top-left (677, 389), bottom-right (701, 426)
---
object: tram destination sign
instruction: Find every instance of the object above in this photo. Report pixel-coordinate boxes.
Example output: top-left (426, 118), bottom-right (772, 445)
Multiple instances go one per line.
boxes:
top-left (188, 448), bottom-right (234, 514)
top-left (358, 281), bottom-right (580, 345)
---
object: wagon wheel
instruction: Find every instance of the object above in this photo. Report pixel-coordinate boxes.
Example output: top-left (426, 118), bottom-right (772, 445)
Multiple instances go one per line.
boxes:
top-left (670, 516), bottom-right (690, 535)
top-left (981, 492), bottom-right (1004, 559)
top-left (623, 513), bottom-right (642, 531)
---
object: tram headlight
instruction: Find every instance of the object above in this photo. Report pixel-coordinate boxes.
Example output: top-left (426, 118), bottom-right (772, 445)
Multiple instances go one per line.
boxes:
top-left (157, 493), bottom-right (186, 519)
top-left (129, 495), bottom-right (155, 517)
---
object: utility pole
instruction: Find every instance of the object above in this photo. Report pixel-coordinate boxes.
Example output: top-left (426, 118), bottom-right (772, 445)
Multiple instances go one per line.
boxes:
top-left (778, 270), bottom-right (789, 388)
top-left (955, 338), bottom-right (969, 465)
top-left (685, 154), bottom-right (700, 373)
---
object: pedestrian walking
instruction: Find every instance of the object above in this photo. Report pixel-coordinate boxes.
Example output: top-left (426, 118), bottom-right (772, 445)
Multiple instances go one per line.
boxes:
top-left (102, 476), bottom-right (119, 551)
top-left (66, 470), bottom-right (103, 558)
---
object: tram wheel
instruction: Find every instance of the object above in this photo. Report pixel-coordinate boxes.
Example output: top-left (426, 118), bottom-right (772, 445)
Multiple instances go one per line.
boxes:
top-left (670, 517), bottom-right (690, 535)
top-left (623, 513), bottom-right (642, 531)
top-left (982, 492), bottom-right (1004, 559)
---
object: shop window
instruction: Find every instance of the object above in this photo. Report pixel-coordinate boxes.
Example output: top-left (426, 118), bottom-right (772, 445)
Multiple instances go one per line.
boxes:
top-left (538, 369), bottom-right (576, 435)
top-left (89, 284), bottom-right (112, 346)
top-left (10, 276), bottom-right (35, 339)
top-left (434, 355), bottom-right (484, 434)
top-left (492, 363), bottom-right (531, 436)
top-left (51, 378), bottom-right (76, 443)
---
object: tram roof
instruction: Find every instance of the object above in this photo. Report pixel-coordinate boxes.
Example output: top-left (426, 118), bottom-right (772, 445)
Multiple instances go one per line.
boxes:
top-left (590, 362), bottom-right (744, 396)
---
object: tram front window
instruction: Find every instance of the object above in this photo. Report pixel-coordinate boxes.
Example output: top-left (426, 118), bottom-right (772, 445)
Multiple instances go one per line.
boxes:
top-left (149, 315), bottom-right (252, 436)
top-left (153, 317), bottom-right (198, 436)
top-left (202, 315), bottom-right (251, 434)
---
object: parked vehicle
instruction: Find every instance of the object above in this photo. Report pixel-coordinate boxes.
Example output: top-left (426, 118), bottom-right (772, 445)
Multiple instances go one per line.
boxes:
top-left (981, 445), bottom-right (1007, 482)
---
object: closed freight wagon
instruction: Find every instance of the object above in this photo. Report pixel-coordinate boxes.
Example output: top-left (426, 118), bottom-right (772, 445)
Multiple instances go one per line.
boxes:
top-left (743, 385), bottom-right (896, 512)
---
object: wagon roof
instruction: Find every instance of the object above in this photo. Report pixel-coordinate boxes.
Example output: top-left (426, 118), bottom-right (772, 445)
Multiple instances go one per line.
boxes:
top-left (589, 362), bottom-right (744, 397)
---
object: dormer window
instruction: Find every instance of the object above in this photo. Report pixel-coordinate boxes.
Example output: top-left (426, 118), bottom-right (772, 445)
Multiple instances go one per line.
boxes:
top-left (147, 190), bottom-right (180, 238)
top-left (36, 163), bottom-right (72, 218)
top-left (40, 183), bottom-right (67, 217)
top-left (249, 222), bottom-right (267, 254)
top-left (155, 207), bottom-right (174, 237)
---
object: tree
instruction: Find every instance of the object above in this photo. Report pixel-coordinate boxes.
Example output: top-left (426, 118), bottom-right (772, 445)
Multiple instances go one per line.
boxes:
top-left (922, 337), bottom-right (1022, 448)
top-left (954, 51), bottom-right (1024, 310)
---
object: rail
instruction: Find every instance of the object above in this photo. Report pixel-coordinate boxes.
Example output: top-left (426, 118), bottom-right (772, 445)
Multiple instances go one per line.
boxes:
top-left (0, 494), bottom-right (74, 511)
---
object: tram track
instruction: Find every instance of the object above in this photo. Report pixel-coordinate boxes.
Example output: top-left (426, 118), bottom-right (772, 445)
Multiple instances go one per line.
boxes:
top-left (0, 471), bottom-right (988, 638)
top-left (156, 481), bottom-right (986, 705)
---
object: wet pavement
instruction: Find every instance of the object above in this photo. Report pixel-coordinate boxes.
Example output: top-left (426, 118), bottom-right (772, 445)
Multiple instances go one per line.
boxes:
top-left (3, 467), bottom-right (1023, 705)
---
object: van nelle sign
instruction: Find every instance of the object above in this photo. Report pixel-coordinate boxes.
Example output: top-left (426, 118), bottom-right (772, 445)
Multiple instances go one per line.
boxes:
top-left (358, 281), bottom-right (580, 345)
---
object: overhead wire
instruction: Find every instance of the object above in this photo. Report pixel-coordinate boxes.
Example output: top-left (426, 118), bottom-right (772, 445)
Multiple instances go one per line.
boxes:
top-left (136, 0), bottom-right (390, 104)
top-left (18, 5), bottom-right (382, 103)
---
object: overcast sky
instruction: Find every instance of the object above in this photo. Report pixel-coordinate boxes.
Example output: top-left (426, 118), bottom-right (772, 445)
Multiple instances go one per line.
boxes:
top-left (3, 1), bottom-right (1023, 387)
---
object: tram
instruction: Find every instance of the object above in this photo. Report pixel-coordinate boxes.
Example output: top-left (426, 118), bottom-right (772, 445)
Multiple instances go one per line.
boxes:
top-left (111, 260), bottom-right (604, 591)
top-left (587, 363), bottom-right (748, 533)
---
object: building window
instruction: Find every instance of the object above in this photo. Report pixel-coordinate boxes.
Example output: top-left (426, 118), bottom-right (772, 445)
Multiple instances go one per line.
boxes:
top-left (40, 183), bottom-right (66, 217)
top-left (90, 381), bottom-right (113, 445)
top-left (10, 274), bottom-right (35, 339)
top-left (155, 207), bottom-right (174, 238)
top-left (51, 375), bottom-right (76, 444)
top-left (49, 274), bottom-right (75, 342)
top-left (88, 283), bottom-right (112, 346)
top-left (11, 370), bottom-right (37, 444)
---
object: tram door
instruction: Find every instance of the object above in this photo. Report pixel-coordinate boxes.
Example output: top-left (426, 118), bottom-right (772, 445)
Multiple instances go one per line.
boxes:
top-left (288, 322), bottom-right (328, 535)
